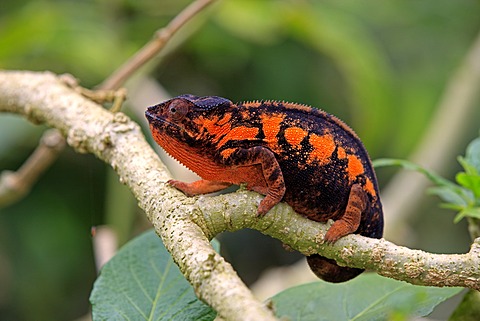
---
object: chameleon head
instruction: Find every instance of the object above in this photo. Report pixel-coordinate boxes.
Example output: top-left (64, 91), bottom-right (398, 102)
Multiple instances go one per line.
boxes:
top-left (145, 94), bottom-right (233, 145)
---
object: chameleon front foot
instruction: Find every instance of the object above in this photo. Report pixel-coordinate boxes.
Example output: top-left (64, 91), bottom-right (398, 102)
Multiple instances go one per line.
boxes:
top-left (256, 186), bottom-right (286, 216)
top-left (168, 179), bottom-right (231, 196)
top-left (256, 199), bottom-right (274, 216)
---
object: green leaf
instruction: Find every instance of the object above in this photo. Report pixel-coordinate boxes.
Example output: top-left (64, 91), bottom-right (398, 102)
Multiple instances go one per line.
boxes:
top-left (464, 136), bottom-right (480, 173)
top-left (456, 172), bottom-right (480, 199)
top-left (90, 230), bottom-right (217, 321)
top-left (456, 136), bottom-right (480, 199)
top-left (373, 158), bottom-right (480, 223)
top-left (458, 156), bottom-right (479, 177)
top-left (439, 203), bottom-right (467, 212)
top-left (454, 208), bottom-right (480, 223)
top-left (428, 186), bottom-right (469, 207)
top-left (271, 274), bottom-right (462, 321)
top-left (453, 210), bottom-right (468, 224)
top-left (373, 158), bottom-right (457, 189)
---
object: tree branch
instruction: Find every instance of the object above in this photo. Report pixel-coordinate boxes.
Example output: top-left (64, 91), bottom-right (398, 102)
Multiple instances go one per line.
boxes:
top-left (197, 190), bottom-right (480, 290)
top-left (1, 71), bottom-right (478, 320)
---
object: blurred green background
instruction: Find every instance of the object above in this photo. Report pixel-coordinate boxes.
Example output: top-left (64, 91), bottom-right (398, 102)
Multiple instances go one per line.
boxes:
top-left (1, 0), bottom-right (480, 320)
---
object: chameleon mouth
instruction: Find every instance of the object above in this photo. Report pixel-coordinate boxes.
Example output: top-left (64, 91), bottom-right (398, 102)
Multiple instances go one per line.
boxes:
top-left (145, 105), bottom-right (183, 132)
top-left (145, 105), bottom-right (162, 122)
top-left (146, 105), bottom-right (170, 125)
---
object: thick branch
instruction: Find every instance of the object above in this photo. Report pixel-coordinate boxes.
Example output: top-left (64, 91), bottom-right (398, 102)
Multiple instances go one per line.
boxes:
top-left (1, 71), bottom-right (477, 320)
top-left (194, 190), bottom-right (480, 290)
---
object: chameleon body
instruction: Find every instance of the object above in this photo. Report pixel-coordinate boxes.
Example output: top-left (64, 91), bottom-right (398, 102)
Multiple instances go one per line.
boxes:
top-left (145, 94), bottom-right (384, 282)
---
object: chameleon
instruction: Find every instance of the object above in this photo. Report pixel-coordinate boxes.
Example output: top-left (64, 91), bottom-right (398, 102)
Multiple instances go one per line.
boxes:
top-left (145, 94), bottom-right (384, 283)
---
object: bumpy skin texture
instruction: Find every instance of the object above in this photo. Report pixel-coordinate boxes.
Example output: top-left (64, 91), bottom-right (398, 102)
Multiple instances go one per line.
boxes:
top-left (145, 94), bottom-right (384, 283)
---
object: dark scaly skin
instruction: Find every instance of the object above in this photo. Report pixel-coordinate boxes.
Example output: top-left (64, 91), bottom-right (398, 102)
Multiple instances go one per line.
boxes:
top-left (145, 94), bottom-right (384, 283)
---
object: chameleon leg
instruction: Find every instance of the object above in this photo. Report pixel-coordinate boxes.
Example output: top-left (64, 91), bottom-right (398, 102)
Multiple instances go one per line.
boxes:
top-left (168, 179), bottom-right (231, 196)
top-left (324, 183), bottom-right (366, 243)
top-left (226, 146), bottom-right (286, 216)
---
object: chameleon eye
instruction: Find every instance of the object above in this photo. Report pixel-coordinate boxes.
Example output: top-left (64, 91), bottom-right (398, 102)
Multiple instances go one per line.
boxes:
top-left (168, 100), bottom-right (188, 121)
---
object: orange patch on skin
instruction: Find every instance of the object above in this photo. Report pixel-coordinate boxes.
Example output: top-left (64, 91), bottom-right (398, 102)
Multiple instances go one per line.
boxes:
top-left (364, 178), bottom-right (376, 197)
top-left (308, 133), bottom-right (336, 164)
top-left (217, 126), bottom-right (259, 147)
top-left (347, 155), bottom-right (364, 181)
top-left (220, 148), bottom-right (237, 159)
top-left (284, 127), bottom-right (308, 148)
top-left (260, 114), bottom-right (284, 145)
top-left (217, 113), bottom-right (232, 126)
top-left (195, 115), bottom-right (232, 141)
top-left (337, 146), bottom-right (347, 159)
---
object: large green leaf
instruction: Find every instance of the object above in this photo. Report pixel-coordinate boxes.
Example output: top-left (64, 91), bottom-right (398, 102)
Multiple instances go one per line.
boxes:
top-left (271, 273), bottom-right (462, 321)
top-left (90, 230), bottom-right (216, 321)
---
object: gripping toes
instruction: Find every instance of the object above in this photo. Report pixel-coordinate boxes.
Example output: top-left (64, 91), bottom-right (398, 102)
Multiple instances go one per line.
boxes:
top-left (225, 146), bottom-right (285, 216)
top-left (168, 179), bottom-right (231, 196)
top-left (251, 148), bottom-right (285, 216)
top-left (257, 166), bottom-right (285, 216)
top-left (324, 183), bottom-right (366, 243)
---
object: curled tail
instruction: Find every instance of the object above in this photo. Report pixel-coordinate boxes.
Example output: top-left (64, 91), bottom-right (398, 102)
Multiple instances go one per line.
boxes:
top-left (306, 255), bottom-right (363, 283)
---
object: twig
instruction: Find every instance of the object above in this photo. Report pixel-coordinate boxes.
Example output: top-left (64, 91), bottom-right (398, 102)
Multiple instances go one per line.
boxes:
top-left (99, 0), bottom-right (216, 90)
top-left (0, 129), bottom-right (65, 206)
top-left (1, 72), bottom-right (479, 321)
